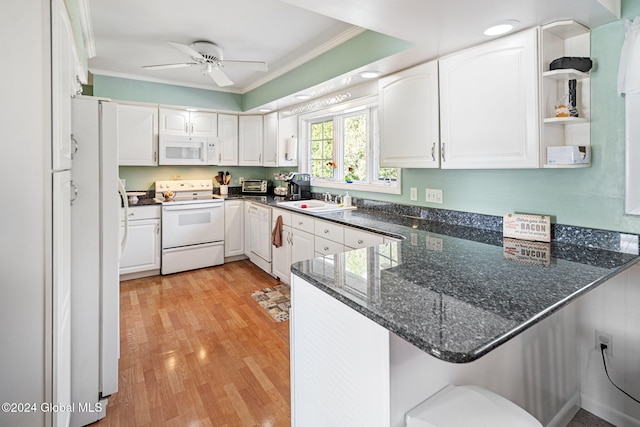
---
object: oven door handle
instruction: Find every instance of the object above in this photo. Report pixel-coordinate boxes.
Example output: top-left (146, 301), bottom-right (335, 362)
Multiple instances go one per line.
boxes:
top-left (163, 203), bottom-right (223, 211)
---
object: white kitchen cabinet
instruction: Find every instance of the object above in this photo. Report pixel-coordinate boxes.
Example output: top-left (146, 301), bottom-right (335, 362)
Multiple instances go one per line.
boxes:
top-left (278, 114), bottom-right (299, 167)
top-left (540, 20), bottom-right (591, 168)
top-left (224, 199), bottom-right (244, 258)
top-left (378, 60), bottom-right (440, 168)
top-left (291, 274), bottom-right (390, 427)
top-left (271, 208), bottom-right (293, 283)
top-left (263, 112), bottom-right (279, 166)
top-left (217, 113), bottom-right (239, 165)
top-left (159, 108), bottom-right (218, 138)
top-left (344, 227), bottom-right (384, 249)
top-left (52, 0), bottom-right (74, 172)
top-left (291, 229), bottom-right (315, 265)
top-left (120, 206), bottom-right (161, 277)
top-left (439, 28), bottom-right (540, 169)
top-left (239, 115), bottom-right (264, 165)
top-left (118, 104), bottom-right (159, 166)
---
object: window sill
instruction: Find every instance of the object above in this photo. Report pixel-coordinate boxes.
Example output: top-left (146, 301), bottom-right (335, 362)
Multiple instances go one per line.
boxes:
top-left (311, 180), bottom-right (401, 195)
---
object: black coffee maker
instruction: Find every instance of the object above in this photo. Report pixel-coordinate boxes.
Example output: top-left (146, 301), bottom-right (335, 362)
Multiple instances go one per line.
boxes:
top-left (285, 173), bottom-right (311, 200)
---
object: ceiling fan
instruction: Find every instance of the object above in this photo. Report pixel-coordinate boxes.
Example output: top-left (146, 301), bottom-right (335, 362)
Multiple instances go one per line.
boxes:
top-left (142, 41), bottom-right (268, 87)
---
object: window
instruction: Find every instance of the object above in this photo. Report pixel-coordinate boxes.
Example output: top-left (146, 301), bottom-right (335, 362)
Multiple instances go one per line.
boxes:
top-left (300, 99), bottom-right (400, 194)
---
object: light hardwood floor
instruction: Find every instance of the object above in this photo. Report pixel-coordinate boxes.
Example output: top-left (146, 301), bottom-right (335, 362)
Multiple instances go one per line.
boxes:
top-left (97, 260), bottom-right (614, 427)
top-left (96, 260), bottom-right (290, 427)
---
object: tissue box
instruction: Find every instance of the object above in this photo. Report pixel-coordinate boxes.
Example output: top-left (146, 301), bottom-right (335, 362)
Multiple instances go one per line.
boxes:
top-left (547, 146), bottom-right (590, 165)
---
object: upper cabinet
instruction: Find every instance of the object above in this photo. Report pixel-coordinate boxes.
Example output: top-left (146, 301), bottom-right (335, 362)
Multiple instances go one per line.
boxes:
top-left (540, 20), bottom-right (591, 168)
top-left (239, 115), bottom-right (263, 166)
top-left (52, 0), bottom-right (75, 171)
top-left (159, 108), bottom-right (217, 138)
top-left (378, 60), bottom-right (440, 168)
top-left (439, 28), bottom-right (540, 169)
top-left (118, 104), bottom-right (159, 166)
top-left (263, 112), bottom-right (279, 167)
top-left (217, 113), bottom-right (239, 165)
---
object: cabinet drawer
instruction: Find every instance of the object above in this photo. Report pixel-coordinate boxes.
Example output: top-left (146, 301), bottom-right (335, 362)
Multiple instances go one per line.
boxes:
top-left (272, 208), bottom-right (292, 227)
top-left (315, 237), bottom-right (344, 256)
top-left (344, 227), bottom-right (384, 249)
top-left (291, 213), bottom-right (313, 231)
top-left (121, 205), bottom-right (161, 221)
top-left (314, 220), bottom-right (344, 244)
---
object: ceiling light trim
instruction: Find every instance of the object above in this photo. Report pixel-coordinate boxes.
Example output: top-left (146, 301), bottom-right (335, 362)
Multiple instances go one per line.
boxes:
top-left (483, 19), bottom-right (521, 36)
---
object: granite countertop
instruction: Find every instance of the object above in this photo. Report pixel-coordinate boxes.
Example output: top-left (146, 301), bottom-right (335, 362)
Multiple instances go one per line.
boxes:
top-left (254, 198), bottom-right (640, 363)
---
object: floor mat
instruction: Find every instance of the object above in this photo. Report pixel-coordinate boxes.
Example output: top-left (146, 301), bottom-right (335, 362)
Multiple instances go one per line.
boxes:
top-left (250, 284), bottom-right (291, 322)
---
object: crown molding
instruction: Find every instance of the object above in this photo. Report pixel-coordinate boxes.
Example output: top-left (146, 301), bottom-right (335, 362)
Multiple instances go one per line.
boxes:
top-left (76, 0), bottom-right (96, 58)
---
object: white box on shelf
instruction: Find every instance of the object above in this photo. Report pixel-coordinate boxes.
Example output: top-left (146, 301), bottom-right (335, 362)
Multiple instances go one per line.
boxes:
top-left (546, 145), bottom-right (590, 165)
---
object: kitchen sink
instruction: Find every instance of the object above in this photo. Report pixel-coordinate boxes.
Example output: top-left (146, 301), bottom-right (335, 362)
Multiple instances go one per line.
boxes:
top-left (276, 200), bottom-right (356, 213)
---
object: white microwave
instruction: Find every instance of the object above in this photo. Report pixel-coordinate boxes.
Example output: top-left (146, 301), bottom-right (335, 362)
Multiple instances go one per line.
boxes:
top-left (158, 135), bottom-right (217, 165)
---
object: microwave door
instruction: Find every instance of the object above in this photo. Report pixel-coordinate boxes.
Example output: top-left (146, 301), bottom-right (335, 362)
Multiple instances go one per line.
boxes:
top-left (159, 140), bottom-right (206, 165)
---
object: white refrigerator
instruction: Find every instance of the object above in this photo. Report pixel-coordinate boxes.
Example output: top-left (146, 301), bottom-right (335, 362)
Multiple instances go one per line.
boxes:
top-left (70, 96), bottom-right (125, 426)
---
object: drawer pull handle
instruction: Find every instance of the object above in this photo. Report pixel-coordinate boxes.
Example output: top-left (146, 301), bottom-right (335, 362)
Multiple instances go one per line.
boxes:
top-left (298, 221), bottom-right (303, 225)
top-left (324, 229), bottom-right (329, 234)
top-left (324, 246), bottom-right (329, 251)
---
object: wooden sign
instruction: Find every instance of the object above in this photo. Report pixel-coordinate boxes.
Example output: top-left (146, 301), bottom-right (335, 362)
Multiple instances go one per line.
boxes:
top-left (503, 238), bottom-right (551, 267)
top-left (503, 213), bottom-right (551, 242)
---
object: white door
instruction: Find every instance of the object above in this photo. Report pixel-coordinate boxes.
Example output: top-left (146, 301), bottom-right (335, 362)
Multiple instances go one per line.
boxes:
top-left (224, 200), bottom-right (244, 257)
top-left (239, 115), bottom-right (264, 165)
top-left (119, 219), bottom-right (160, 274)
top-left (162, 203), bottom-right (224, 248)
top-left (439, 28), bottom-right (540, 169)
top-left (53, 170), bottom-right (72, 427)
top-left (378, 60), bottom-right (440, 168)
top-left (272, 225), bottom-right (292, 284)
top-left (159, 108), bottom-right (190, 136)
top-left (190, 111), bottom-right (218, 138)
top-left (263, 112), bottom-right (279, 167)
top-left (249, 204), bottom-right (272, 262)
top-left (118, 104), bottom-right (158, 166)
top-left (218, 114), bottom-right (239, 165)
top-left (291, 229), bottom-right (315, 264)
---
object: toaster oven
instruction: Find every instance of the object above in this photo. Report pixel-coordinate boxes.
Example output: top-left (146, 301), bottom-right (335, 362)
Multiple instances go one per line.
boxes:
top-left (242, 179), bottom-right (268, 193)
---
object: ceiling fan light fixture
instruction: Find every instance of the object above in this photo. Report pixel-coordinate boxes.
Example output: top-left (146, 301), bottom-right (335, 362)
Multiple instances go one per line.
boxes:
top-left (484, 20), bottom-right (520, 36)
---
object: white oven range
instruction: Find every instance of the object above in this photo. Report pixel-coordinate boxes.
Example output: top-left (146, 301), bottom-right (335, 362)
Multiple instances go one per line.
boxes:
top-left (155, 179), bottom-right (224, 274)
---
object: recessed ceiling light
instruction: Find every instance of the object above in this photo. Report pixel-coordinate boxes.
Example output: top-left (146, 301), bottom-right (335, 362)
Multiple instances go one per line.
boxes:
top-left (295, 94), bottom-right (312, 100)
top-left (186, 108), bottom-right (198, 112)
top-left (358, 70), bottom-right (381, 79)
top-left (258, 108), bottom-right (272, 113)
top-left (484, 20), bottom-right (520, 36)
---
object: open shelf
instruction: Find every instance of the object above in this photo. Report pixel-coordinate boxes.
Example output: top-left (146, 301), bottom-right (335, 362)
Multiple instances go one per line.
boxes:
top-left (543, 162), bottom-right (591, 169)
top-left (543, 69), bottom-right (590, 80)
top-left (544, 117), bottom-right (589, 124)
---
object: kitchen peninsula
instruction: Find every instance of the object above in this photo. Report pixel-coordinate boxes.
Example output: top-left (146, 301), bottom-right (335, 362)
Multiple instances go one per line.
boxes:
top-left (272, 200), bottom-right (640, 427)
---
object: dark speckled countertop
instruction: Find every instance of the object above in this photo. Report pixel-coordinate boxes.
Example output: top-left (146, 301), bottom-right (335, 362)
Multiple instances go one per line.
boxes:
top-left (247, 196), bottom-right (640, 363)
top-left (179, 192), bottom-right (639, 363)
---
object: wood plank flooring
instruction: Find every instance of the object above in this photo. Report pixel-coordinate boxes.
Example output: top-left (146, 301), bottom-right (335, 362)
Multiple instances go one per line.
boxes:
top-left (96, 260), bottom-right (290, 427)
top-left (97, 260), bottom-right (616, 427)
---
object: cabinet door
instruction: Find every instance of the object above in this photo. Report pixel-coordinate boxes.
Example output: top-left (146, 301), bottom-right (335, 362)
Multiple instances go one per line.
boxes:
top-left (239, 115), bottom-right (264, 165)
top-left (119, 219), bottom-right (160, 274)
top-left (439, 28), bottom-right (539, 169)
top-left (118, 104), bottom-right (159, 166)
top-left (190, 111), bottom-right (218, 138)
top-left (218, 114), bottom-right (239, 165)
top-left (291, 229), bottom-right (315, 264)
top-left (52, 0), bottom-right (73, 171)
top-left (278, 114), bottom-right (298, 167)
top-left (378, 60), bottom-right (440, 168)
top-left (159, 108), bottom-right (190, 136)
top-left (263, 112), bottom-right (279, 167)
top-left (244, 202), bottom-right (252, 256)
top-left (272, 224), bottom-right (292, 284)
top-left (224, 200), bottom-right (244, 257)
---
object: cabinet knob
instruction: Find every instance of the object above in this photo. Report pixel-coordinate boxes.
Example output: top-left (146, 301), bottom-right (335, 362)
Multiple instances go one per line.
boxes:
top-left (358, 239), bottom-right (364, 244)
top-left (324, 229), bottom-right (329, 234)
top-left (441, 143), bottom-right (446, 162)
top-left (431, 142), bottom-right (436, 162)
top-left (324, 246), bottom-right (329, 251)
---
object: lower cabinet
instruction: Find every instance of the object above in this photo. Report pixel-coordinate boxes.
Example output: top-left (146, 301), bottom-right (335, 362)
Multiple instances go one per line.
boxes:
top-left (224, 199), bottom-right (244, 258)
top-left (120, 205), bottom-right (161, 278)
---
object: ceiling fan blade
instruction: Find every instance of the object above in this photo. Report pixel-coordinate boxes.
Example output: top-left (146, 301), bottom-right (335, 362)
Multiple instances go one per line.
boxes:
top-left (168, 41), bottom-right (205, 61)
top-left (207, 67), bottom-right (233, 87)
top-left (142, 62), bottom-right (197, 70)
top-left (220, 60), bottom-right (268, 72)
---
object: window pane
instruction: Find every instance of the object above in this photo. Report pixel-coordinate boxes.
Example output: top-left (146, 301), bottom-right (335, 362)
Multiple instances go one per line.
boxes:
top-left (310, 119), bottom-right (335, 180)
top-left (343, 114), bottom-right (367, 182)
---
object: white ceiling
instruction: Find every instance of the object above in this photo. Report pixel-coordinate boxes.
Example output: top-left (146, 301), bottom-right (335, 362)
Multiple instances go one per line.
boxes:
top-left (87, 0), bottom-right (620, 102)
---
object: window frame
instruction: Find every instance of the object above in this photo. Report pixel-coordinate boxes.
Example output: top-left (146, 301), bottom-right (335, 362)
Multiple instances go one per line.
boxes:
top-left (298, 97), bottom-right (401, 195)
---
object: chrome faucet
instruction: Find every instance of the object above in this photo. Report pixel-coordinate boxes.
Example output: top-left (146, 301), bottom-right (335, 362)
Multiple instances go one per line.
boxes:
top-left (323, 192), bottom-right (333, 203)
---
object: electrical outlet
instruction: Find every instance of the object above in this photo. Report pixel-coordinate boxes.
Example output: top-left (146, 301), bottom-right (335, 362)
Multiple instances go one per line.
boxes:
top-left (410, 187), bottom-right (418, 201)
top-left (425, 188), bottom-right (443, 204)
top-left (239, 177), bottom-right (244, 184)
top-left (595, 330), bottom-right (613, 356)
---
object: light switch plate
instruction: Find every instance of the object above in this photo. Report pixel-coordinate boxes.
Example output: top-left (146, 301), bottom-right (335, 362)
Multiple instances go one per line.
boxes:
top-left (426, 188), bottom-right (443, 204)
top-left (410, 187), bottom-right (418, 201)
